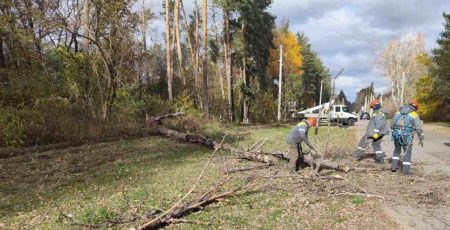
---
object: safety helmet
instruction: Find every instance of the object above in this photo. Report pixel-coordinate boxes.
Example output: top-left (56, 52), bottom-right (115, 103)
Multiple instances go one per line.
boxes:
top-left (307, 117), bottom-right (318, 127)
top-left (409, 99), bottom-right (419, 111)
top-left (369, 99), bottom-right (381, 110)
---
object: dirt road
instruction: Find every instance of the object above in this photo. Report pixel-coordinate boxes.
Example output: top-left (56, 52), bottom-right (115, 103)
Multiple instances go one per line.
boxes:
top-left (353, 120), bottom-right (450, 230)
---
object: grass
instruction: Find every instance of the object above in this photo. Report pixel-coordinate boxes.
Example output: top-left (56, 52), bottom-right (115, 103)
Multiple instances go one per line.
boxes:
top-left (351, 196), bottom-right (365, 205)
top-left (0, 124), bottom-right (402, 229)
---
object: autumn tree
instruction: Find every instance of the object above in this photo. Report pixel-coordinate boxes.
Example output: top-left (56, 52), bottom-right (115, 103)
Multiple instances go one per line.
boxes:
top-left (268, 25), bottom-right (302, 116)
top-left (416, 13), bottom-right (450, 121)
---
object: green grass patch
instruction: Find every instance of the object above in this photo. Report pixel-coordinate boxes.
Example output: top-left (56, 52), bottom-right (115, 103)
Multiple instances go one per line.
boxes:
top-left (351, 196), bottom-right (365, 205)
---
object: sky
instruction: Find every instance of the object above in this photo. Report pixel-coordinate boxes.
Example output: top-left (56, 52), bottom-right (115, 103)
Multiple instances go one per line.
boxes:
top-left (269, 0), bottom-right (449, 101)
top-left (144, 0), bottom-right (449, 102)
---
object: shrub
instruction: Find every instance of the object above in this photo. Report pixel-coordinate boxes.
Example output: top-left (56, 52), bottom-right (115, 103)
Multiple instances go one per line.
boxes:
top-left (0, 109), bottom-right (42, 147)
top-left (250, 92), bottom-right (277, 123)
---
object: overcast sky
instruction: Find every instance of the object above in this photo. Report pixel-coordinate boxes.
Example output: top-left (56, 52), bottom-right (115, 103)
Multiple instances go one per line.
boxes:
top-left (269, 0), bottom-right (449, 101)
top-left (145, 0), bottom-right (449, 101)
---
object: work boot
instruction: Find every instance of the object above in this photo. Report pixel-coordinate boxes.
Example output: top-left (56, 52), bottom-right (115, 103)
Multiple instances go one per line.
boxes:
top-left (290, 169), bottom-right (297, 175)
top-left (402, 171), bottom-right (411, 175)
top-left (374, 158), bottom-right (384, 164)
top-left (401, 165), bottom-right (411, 175)
top-left (354, 148), bottom-right (364, 158)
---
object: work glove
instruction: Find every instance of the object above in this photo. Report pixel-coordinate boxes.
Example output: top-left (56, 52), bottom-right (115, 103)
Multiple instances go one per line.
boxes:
top-left (372, 133), bottom-right (379, 139)
top-left (418, 133), bottom-right (424, 147)
top-left (311, 149), bottom-right (323, 159)
top-left (418, 138), bottom-right (424, 147)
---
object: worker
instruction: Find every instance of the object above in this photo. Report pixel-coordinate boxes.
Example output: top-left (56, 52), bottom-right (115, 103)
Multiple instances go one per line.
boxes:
top-left (354, 99), bottom-right (390, 163)
top-left (287, 117), bottom-right (318, 174)
top-left (391, 99), bottom-right (424, 174)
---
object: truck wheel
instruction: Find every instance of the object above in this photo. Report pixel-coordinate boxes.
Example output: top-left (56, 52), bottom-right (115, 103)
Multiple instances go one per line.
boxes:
top-left (347, 118), bottom-right (356, 126)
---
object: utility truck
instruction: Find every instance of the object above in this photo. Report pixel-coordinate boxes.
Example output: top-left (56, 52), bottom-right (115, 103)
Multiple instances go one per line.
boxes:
top-left (295, 100), bottom-right (358, 126)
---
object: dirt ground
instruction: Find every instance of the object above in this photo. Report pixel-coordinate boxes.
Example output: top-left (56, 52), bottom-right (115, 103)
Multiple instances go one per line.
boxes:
top-left (354, 120), bottom-right (450, 230)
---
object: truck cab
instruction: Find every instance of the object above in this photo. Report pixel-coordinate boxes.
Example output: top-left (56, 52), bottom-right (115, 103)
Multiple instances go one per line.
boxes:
top-left (296, 102), bottom-right (358, 126)
top-left (324, 105), bottom-right (358, 126)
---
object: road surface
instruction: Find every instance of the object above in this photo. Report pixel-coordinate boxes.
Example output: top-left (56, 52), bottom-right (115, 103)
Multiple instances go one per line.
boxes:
top-left (354, 120), bottom-right (450, 230)
top-left (354, 120), bottom-right (450, 175)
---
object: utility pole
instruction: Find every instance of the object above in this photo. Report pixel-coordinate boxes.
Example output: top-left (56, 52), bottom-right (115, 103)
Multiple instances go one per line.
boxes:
top-left (319, 80), bottom-right (323, 106)
top-left (331, 68), bottom-right (344, 103)
top-left (400, 72), bottom-right (405, 105)
top-left (277, 45), bottom-right (283, 122)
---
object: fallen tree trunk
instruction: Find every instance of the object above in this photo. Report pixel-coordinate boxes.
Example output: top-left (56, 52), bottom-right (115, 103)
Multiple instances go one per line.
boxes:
top-left (154, 123), bottom-right (349, 173)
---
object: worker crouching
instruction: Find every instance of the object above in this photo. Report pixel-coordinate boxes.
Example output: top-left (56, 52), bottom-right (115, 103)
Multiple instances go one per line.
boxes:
top-left (287, 117), bottom-right (318, 174)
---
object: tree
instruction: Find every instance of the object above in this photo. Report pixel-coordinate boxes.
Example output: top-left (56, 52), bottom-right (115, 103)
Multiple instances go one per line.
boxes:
top-left (165, 0), bottom-right (174, 100)
top-left (201, 0), bottom-right (209, 118)
top-left (235, 0), bottom-right (275, 122)
top-left (82, 0), bottom-right (90, 53)
top-left (268, 25), bottom-right (302, 118)
top-left (336, 90), bottom-right (352, 110)
top-left (353, 83), bottom-right (375, 113)
top-left (376, 33), bottom-right (427, 107)
top-left (416, 13), bottom-right (450, 121)
top-left (297, 32), bottom-right (331, 108)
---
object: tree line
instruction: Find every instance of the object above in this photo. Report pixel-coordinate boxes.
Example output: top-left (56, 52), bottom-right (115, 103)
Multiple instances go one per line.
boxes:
top-left (352, 13), bottom-right (449, 120)
top-left (0, 0), bottom-right (331, 147)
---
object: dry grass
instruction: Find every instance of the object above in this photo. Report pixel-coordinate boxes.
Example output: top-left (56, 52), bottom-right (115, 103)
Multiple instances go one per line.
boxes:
top-left (1, 125), bottom-right (449, 229)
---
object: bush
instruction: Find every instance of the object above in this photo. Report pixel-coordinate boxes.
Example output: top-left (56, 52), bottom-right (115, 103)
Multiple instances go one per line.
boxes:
top-left (0, 109), bottom-right (43, 147)
top-left (250, 92), bottom-right (277, 123)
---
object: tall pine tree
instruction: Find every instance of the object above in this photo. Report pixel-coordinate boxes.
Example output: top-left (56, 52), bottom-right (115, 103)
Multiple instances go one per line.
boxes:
top-left (430, 13), bottom-right (450, 121)
top-left (296, 32), bottom-right (331, 109)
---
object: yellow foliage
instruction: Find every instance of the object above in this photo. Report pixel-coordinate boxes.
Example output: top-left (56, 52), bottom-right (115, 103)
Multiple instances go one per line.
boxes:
top-left (415, 54), bottom-right (436, 121)
top-left (268, 30), bottom-right (303, 78)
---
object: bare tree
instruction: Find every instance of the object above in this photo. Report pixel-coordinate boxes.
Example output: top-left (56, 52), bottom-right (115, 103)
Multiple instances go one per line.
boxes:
top-left (165, 0), bottom-right (173, 100)
top-left (202, 0), bottom-right (209, 118)
top-left (82, 0), bottom-right (90, 53)
top-left (141, 0), bottom-right (146, 51)
top-left (241, 22), bottom-right (248, 123)
top-left (376, 33), bottom-right (426, 107)
top-left (223, 9), bottom-right (234, 121)
top-left (173, 0), bottom-right (185, 86)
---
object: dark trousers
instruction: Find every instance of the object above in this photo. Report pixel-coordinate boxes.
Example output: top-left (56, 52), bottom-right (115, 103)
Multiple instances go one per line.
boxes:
top-left (391, 139), bottom-right (413, 173)
top-left (356, 134), bottom-right (384, 160)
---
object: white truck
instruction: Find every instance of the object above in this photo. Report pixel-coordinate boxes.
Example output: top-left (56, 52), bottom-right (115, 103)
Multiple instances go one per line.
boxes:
top-left (295, 101), bottom-right (358, 126)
